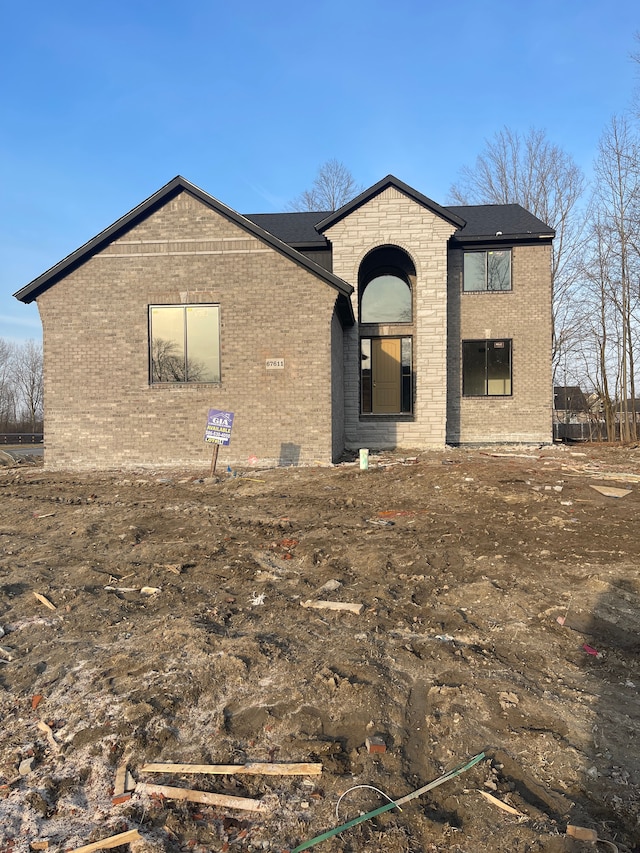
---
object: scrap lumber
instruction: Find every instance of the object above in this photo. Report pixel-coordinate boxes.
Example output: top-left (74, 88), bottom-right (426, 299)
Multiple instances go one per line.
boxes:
top-left (33, 592), bottom-right (56, 611)
top-left (589, 484), bottom-right (632, 498)
top-left (66, 829), bottom-right (141, 853)
top-left (477, 790), bottom-right (524, 816)
top-left (136, 782), bottom-right (268, 813)
top-left (140, 761), bottom-right (322, 776)
top-left (300, 599), bottom-right (363, 615)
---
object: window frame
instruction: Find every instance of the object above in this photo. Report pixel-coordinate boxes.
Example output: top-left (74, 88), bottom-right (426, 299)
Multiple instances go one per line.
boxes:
top-left (149, 303), bottom-right (221, 385)
top-left (463, 249), bottom-right (512, 292)
top-left (462, 338), bottom-right (512, 397)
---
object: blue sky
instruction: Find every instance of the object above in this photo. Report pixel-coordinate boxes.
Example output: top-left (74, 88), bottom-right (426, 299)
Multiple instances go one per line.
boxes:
top-left (2, 0), bottom-right (639, 343)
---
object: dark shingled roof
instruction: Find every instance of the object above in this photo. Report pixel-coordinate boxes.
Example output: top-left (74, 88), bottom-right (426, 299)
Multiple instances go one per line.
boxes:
top-left (448, 204), bottom-right (554, 242)
top-left (245, 190), bottom-right (554, 249)
top-left (554, 386), bottom-right (588, 411)
top-left (245, 211), bottom-right (331, 247)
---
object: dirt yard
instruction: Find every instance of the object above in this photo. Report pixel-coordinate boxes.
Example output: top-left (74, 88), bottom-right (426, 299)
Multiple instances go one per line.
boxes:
top-left (0, 445), bottom-right (639, 853)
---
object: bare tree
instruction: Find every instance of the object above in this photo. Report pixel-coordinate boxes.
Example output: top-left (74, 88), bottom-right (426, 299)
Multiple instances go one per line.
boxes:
top-left (449, 127), bottom-right (587, 382)
top-left (288, 159), bottom-right (363, 211)
top-left (587, 115), bottom-right (640, 441)
top-left (0, 339), bottom-right (17, 432)
top-left (12, 339), bottom-right (43, 432)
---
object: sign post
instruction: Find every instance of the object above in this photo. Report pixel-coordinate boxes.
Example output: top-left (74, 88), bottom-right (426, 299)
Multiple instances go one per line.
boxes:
top-left (204, 409), bottom-right (234, 475)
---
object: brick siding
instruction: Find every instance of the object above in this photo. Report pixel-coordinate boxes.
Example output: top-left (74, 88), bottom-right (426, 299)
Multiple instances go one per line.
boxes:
top-left (446, 244), bottom-right (553, 443)
top-left (37, 192), bottom-right (341, 470)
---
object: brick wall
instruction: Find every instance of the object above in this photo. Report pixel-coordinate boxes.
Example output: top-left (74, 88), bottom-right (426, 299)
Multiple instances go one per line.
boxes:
top-left (37, 192), bottom-right (341, 470)
top-left (446, 243), bottom-right (553, 444)
top-left (324, 187), bottom-right (458, 451)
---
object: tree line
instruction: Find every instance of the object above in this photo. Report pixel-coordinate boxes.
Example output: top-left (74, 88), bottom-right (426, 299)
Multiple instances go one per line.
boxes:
top-left (0, 339), bottom-right (43, 433)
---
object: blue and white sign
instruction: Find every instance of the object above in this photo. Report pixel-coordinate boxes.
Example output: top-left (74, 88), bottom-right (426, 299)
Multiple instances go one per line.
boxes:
top-left (204, 409), bottom-right (235, 445)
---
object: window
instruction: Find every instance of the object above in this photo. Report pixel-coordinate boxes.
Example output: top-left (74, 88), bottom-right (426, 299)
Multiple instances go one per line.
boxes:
top-left (464, 250), bottom-right (511, 292)
top-left (361, 337), bottom-right (412, 414)
top-left (463, 339), bottom-right (512, 396)
top-left (150, 304), bottom-right (220, 383)
top-left (361, 274), bottom-right (412, 323)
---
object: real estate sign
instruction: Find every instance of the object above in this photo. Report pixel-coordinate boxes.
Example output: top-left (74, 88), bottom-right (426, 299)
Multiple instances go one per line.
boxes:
top-left (204, 409), bottom-right (235, 445)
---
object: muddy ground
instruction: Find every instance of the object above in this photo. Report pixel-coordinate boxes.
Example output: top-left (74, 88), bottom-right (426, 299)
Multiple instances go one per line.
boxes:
top-left (0, 445), bottom-right (639, 853)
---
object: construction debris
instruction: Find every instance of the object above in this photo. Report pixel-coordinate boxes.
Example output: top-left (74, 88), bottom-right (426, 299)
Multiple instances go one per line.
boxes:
top-left (140, 761), bottom-right (322, 776)
top-left (135, 782), bottom-right (269, 813)
top-left (36, 720), bottom-right (60, 753)
top-left (477, 790), bottom-right (524, 816)
top-left (67, 829), bottom-right (141, 853)
top-left (589, 484), bottom-right (632, 498)
top-left (365, 736), bottom-right (386, 755)
top-left (300, 599), bottom-right (363, 615)
top-left (33, 592), bottom-right (56, 611)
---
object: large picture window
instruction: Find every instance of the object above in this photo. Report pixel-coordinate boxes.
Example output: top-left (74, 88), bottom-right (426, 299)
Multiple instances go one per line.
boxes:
top-left (150, 304), bottom-right (220, 383)
top-left (361, 337), bottom-right (412, 414)
top-left (464, 250), bottom-right (511, 292)
top-left (463, 339), bottom-right (512, 396)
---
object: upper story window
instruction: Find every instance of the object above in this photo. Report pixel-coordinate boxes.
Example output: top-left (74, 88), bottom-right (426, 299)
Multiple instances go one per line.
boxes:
top-left (359, 245), bottom-right (416, 324)
top-left (150, 304), bottom-right (220, 383)
top-left (464, 249), bottom-right (511, 292)
top-left (361, 274), bottom-right (412, 323)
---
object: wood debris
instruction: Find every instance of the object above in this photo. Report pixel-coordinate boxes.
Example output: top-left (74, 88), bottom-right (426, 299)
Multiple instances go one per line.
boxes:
top-left (33, 592), bottom-right (56, 611)
top-left (566, 824), bottom-right (598, 842)
top-left (136, 782), bottom-right (268, 812)
top-left (114, 762), bottom-right (128, 796)
top-left (478, 789), bottom-right (524, 816)
top-left (36, 720), bottom-right (60, 753)
top-left (300, 599), bottom-right (363, 615)
top-left (140, 761), bottom-right (322, 776)
top-left (66, 829), bottom-right (141, 853)
top-left (589, 484), bottom-right (632, 499)
top-left (103, 585), bottom-right (161, 595)
top-left (0, 645), bottom-right (14, 662)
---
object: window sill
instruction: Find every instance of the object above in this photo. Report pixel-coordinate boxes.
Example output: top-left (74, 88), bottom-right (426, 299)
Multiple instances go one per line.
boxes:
top-left (359, 413), bottom-right (414, 421)
top-left (148, 382), bottom-right (222, 389)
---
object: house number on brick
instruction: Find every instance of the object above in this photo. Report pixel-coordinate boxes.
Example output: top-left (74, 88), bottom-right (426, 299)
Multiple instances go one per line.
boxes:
top-left (266, 358), bottom-right (285, 369)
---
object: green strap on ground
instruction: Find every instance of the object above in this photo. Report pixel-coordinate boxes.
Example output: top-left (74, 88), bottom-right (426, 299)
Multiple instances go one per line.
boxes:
top-left (288, 751), bottom-right (486, 852)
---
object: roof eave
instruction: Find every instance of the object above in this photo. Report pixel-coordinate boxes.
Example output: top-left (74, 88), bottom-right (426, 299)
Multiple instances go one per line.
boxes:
top-left (450, 232), bottom-right (555, 245)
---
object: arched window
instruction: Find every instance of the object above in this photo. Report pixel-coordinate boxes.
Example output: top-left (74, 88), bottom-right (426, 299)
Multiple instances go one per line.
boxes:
top-left (360, 274), bottom-right (411, 323)
top-left (358, 246), bottom-right (416, 414)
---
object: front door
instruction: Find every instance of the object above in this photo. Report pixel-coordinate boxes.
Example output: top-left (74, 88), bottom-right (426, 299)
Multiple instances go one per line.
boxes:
top-left (372, 338), bottom-right (401, 413)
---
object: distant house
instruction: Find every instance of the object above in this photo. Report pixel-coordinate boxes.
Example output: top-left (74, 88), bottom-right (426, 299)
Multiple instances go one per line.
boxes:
top-left (14, 175), bottom-right (554, 469)
top-left (554, 386), bottom-right (589, 422)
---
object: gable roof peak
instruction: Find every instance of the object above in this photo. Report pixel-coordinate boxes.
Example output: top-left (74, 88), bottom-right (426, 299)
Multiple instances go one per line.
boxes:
top-left (316, 175), bottom-right (466, 232)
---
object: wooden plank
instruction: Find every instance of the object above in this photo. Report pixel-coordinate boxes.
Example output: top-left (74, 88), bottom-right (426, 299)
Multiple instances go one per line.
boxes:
top-left (66, 829), bottom-right (141, 853)
top-left (140, 761), bottom-right (322, 776)
top-left (33, 592), bottom-right (56, 611)
top-left (301, 599), bottom-right (363, 615)
top-left (136, 782), bottom-right (268, 813)
top-left (477, 790), bottom-right (523, 816)
top-left (590, 484), bottom-right (632, 498)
